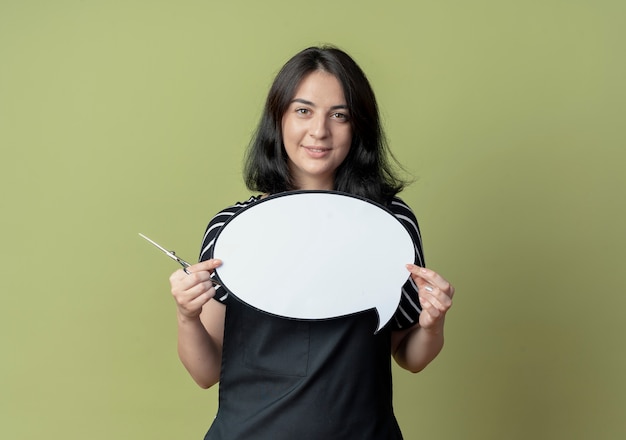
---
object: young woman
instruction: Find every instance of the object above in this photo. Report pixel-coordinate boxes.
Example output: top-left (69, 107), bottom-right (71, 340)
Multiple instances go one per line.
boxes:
top-left (169, 46), bottom-right (455, 439)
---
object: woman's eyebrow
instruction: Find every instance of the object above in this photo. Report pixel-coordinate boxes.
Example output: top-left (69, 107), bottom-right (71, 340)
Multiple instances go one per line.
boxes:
top-left (290, 98), bottom-right (348, 111)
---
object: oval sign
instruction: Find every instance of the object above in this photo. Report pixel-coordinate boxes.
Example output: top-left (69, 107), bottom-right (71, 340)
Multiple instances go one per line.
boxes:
top-left (211, 191), bottom-right (415, 332)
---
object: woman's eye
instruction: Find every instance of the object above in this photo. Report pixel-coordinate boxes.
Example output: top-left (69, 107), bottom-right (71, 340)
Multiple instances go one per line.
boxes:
top-left (332, 112), bottom-right (349, 121)
top-left (296, 108), bottom-right (310, 115)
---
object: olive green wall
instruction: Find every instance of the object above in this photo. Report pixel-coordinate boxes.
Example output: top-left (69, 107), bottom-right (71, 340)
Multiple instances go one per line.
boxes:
top-left (1, 1), bottom-right (624, 438)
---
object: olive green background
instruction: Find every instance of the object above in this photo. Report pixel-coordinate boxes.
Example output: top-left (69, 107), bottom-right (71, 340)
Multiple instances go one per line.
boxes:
top-left (1, 1), bottom-right (624, 439)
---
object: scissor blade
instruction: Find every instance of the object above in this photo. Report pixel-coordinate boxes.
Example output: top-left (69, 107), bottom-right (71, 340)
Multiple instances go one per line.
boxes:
top-left (138, 233), bottom-right (177, 260)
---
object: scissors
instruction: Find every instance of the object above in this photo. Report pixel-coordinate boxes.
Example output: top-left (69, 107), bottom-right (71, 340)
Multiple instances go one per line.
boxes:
top-left (139, 233), bottom-right (222, 287)
top-left (138, 233), bottom-right (192, 274)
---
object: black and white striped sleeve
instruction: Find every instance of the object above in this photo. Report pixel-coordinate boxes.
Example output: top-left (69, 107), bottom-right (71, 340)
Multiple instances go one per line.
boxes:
top-left (389, 197), bottom-right (425, 330)
top-left (198, 196), bottom-right (260, 304)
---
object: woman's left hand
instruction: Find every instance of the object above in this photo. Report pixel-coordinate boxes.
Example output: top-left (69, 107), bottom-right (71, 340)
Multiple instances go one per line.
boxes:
top-left (406, 264), bottom-right (455, 331)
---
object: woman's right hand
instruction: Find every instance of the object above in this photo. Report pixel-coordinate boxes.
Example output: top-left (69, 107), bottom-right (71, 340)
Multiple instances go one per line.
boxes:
top-left (169, 259), bottom-right (223, 319)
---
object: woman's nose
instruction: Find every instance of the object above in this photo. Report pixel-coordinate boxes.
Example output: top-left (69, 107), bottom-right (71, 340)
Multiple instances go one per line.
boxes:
top-left (309, 115), bottom-right (329, 139)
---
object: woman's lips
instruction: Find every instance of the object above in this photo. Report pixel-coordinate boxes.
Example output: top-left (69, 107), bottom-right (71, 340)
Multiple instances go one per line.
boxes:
top-left (303, 146), bottom-right (331, 157)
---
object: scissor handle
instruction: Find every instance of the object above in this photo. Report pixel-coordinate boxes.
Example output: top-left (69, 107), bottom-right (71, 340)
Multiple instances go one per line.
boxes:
top-left (171, 252), bottom-right (191, 271)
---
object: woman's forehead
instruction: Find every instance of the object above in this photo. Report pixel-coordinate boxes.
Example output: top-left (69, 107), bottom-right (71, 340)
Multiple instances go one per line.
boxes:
top-left (291, 71), bottom-right (346, 106)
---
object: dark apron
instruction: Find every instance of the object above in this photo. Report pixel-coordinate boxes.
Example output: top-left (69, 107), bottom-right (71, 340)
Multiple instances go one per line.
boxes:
top-left (204, 297), bottom-right (404, 440)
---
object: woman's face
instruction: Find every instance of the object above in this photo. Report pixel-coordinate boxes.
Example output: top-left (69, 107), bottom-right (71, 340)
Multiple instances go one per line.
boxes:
top-left (281, 70), bottom-right (352, 190)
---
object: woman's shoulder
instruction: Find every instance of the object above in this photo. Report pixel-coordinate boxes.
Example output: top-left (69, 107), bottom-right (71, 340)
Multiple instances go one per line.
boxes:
top-left (215, 194), bottom-right (263, 215)
top-left (387, 196), bottom-right (416, 217)
top-left (387, 196), bottom-right (424, 263)
top-left (198, 195), bottom-right (262, 261)
top-left (206, 194), bottom-right (263, 223)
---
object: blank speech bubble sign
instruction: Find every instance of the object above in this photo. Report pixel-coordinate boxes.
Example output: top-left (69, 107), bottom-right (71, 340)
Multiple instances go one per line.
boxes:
top-left (210, 191), bottom-right (416, 333)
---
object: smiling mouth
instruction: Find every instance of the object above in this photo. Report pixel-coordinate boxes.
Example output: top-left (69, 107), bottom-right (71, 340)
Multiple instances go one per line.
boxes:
top-left (304, 146), bottom-right (331, 153)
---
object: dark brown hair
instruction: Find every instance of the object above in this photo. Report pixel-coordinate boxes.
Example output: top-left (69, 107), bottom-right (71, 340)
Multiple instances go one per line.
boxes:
top-left (244, 45), bottom-right (406, 205)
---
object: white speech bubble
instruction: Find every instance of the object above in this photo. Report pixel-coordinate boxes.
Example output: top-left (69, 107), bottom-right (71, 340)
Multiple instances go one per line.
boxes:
top-left (210, 191), bottom-right (415, 333)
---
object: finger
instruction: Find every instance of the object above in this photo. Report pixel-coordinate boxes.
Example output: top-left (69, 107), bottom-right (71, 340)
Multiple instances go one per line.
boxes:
top-left (170, 268), bottom-right (189, 285)
top-left (406, 264), bottom-right (454, 296)
top-left (185, 278), bottom-right (218, 297)
top-left (173, 279), bottom-right (216, 308)
top-left (185, 259), bottom-right (223, 275)
top-left (406, 264), bottom-right (446, 287)
top-left (170, 268), bottom-right (212, 290)
top-left (173, 258), bottom-right (222, 283)
top-left (418, 295), bottom-right (441, 321)
top-left (422, 289), bottom-right (452, 312)
top-left (183, 286), bottom-right (216, 308)
top-left (176, 290), bottom-right (214, 318)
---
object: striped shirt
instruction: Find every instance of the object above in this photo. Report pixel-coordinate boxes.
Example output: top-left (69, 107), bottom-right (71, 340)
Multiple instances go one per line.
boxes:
top-left (199, 194), bottom-right (425, 330)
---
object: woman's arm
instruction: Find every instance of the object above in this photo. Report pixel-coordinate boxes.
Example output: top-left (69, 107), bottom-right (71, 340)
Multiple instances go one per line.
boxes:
top-left (391, 265), bottom-right (454, 373)
top-left (170, 259), bottom-right (225, 388)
